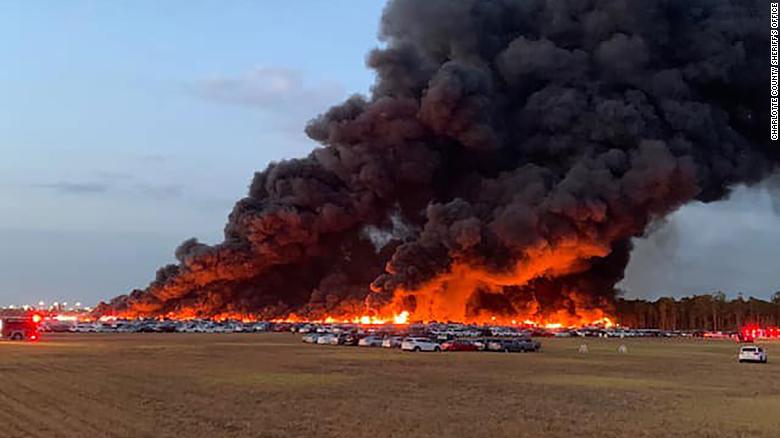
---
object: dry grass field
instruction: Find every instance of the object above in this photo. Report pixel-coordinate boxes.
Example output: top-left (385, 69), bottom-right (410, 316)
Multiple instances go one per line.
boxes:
top-left (0, 333), bottom-right (778, 438)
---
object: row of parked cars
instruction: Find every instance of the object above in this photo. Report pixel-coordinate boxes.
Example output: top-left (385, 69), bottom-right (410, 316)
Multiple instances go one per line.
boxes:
top-left (43, 317), bottom-right (734, 342)
top-left (296, 323), bottom-right (757, 340)
top-left (42, 320), bottom-right (272, 334)
top-left (302, 332), bottom-right (541, 353)
top-left (553, 328), bottom-right (718, 338)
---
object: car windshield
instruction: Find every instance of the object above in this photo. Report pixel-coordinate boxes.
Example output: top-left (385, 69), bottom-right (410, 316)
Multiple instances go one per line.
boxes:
top-left (742, 347), bottom-right (757, 352)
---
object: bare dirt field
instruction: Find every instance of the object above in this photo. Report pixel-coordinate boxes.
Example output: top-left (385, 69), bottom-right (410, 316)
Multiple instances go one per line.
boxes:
top-left (0, 333), bottom-right (777, 438)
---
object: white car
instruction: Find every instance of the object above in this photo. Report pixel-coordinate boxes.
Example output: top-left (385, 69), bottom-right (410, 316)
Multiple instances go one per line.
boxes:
top-left (317, 334), bottom-right (337, 345)
top-left (252, 323), bottom-right (270, 332)
top-left (358, 336), bottom-right (383, 347)
top-left (75, 323), bottom-right (97, 333)
top-left (96, 324), bottom-right (116, 333)
top-left (401, 337), bottom-right (441, 352)
top-left (381, 336), bottom-right (404, 348)
top-left (739, 345), bottom-right (768, 363)
top-left (302, 333), bottom-right (320, 344)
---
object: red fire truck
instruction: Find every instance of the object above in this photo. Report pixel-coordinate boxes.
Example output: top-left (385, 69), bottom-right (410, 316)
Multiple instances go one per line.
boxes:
top-left (0, 313), bottom-right (41, 341)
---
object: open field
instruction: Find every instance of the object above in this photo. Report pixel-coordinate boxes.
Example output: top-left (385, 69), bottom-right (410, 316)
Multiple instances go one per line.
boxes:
top-left (0, 334), bottom-right (778, 438)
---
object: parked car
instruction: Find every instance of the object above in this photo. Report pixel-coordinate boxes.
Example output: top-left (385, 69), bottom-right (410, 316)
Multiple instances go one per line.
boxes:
top-left (302, 333), bottom-right (320, 344)
top-left (739, 345), bottom-right (768, 363)
top-left (341, 333), bottom-right (360, 346)
top-left (251, 322), bottom-right (270, 332)
top-left (401, 337), bottom-right (441, 352)
top-left (358, 336), bottom-right (384, 347)
top-left (381, 336), bottom-right (404, 348)
top-left (472, 339), bottom-right (487, 351)
top-left (531, 330), bottom-right (554, 337)
top-left (441, 340), bottom-right (479, 352)
top-left (75, 323), bottom-right (98, 333)
top-left (157, 322), bottom-right (177, 333)
top-left (317, 333), bottom-right (337, 345)
top-left (330, 333), bottom-right (351, 345)
top-left (136, 323), bottom-right (160, 333)
top-left (486, 338), bottom-right (541, 352)
top-left (484, 338), bottom-right (505, 351)
top-left (515, 338), bottom-right (541, 352)
top-left (212, 323), bottom-right (228, 333)
top-left (96, 324), bottom-right (117, 333)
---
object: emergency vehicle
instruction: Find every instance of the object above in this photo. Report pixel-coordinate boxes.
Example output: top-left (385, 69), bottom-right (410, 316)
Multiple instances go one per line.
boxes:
top-left (0, 313), bottom-right (41, 341)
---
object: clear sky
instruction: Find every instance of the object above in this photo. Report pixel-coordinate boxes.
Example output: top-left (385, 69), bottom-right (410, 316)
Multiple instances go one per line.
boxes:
top-left (1, 1), bottom-right (779, 306)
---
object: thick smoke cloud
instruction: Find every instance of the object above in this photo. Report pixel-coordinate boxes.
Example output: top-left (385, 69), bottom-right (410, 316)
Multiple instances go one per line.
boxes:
top-left (105, 0), bottom-right (771, 321)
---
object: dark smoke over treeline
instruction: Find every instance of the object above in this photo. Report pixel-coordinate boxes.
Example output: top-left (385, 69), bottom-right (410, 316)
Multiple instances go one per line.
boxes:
top-left (104, 0), bottom-right (772, 322)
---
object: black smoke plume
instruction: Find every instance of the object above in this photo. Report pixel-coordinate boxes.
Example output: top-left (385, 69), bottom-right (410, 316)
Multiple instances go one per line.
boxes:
top-left (104, 0), bottom-right (772, 321)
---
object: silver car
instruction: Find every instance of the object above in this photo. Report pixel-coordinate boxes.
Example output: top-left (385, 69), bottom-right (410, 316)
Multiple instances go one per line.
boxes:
top-left (317, 333), bottom-right (337, 345)
top-left (302, 333), bottom-right (320, 343)
top-left (381, 336), bottom-right (404, 348)
top-left (358, 336), bottom-right (384, 347)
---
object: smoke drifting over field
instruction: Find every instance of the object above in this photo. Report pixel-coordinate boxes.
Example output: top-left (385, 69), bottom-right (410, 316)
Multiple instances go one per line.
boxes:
top-left (106, 0), bottom-right (771, 323)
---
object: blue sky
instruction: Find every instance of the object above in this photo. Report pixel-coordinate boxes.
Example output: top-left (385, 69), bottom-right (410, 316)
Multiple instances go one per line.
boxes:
top-left (0, 1), bottom-right (385, 305)
top-left (1, 1), bottom-right (779, 306)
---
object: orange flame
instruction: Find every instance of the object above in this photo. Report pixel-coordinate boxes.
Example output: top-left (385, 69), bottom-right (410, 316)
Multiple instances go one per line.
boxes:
top-left (111, 240), bottom-right (617, 328)
top-left (365, 239), bottom-right (616, 328)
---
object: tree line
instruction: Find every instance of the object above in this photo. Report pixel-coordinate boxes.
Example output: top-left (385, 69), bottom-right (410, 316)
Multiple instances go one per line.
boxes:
top-left (614, 292), bottom-right (780, 331)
